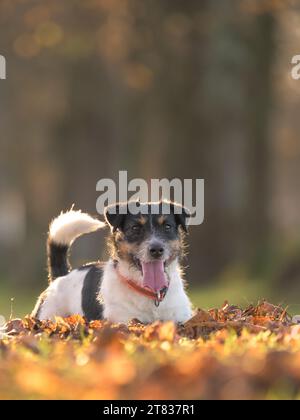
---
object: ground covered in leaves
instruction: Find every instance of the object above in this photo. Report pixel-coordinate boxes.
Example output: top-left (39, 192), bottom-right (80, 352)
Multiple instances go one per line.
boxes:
top-left (1, 301), bottom-right (300, 400)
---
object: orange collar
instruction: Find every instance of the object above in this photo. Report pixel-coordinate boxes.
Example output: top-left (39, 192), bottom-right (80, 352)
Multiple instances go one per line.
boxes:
top-left (114, 264), bottom-right (169, 307)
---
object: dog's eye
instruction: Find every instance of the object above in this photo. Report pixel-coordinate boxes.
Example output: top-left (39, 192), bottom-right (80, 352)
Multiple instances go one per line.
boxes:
top-left (164, 224), bottom-right (172, 231)
top-left (132, 225), bottom-right (142, 232)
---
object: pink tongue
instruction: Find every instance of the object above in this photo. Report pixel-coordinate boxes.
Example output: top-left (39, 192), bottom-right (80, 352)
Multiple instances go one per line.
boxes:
top-left (142, 261), bottom-right (168, 292)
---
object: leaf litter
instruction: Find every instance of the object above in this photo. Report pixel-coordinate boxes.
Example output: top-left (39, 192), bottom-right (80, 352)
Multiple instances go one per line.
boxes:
top-left (1, 300), bottom-right (300, 400)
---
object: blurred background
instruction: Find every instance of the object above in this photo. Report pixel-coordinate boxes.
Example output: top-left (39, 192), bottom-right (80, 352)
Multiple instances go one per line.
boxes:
top-left (1, 0), bottom-right (300, 318)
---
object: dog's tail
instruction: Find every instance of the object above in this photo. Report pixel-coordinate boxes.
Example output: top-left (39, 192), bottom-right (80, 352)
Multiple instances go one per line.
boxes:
top-left (47, 210), bottom-right (105, 282)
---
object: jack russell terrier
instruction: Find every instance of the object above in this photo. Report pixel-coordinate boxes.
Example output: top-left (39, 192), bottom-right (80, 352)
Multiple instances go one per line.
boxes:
top-left (32, 201), bottom-right (193, 324)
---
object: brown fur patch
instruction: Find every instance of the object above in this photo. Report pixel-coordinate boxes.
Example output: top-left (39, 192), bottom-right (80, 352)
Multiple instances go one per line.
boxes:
top-left (169, 239), bottom-right (182, 258)
top-left (158, 215), bottom-right (167, 225)
top-left (139, 216), bottom-right (147, 225)
top-left (118, 241), bottom-right (138, 256)
top-left (108, 233), bottom-right (140, 264)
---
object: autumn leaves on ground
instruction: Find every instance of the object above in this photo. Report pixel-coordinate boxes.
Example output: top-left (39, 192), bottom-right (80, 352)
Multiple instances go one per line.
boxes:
top-left (1, 301), bottom-right (300, 400)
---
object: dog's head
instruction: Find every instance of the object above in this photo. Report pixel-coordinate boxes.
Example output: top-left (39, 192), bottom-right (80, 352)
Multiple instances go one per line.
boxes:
top-left (105, 201), bottom-right (190, 292)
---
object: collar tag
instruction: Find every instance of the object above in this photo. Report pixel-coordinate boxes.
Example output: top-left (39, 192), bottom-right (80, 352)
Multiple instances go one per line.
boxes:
top-left (154, 291), bottom-right (161, 307)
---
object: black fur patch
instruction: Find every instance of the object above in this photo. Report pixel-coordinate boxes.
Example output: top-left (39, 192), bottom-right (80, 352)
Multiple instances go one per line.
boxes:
top-left (81, 264), bottom-right (104, 321)
top-left (47, 241), bottom-right (71, 282)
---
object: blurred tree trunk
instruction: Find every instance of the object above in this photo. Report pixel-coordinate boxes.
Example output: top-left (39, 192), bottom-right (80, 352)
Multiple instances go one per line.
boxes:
top-left (246, 13), bottom-right (275, 273)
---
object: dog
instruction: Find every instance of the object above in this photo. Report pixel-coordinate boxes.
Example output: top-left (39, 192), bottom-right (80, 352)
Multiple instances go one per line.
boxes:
top-left (32, 201), bottom-right (193, 324)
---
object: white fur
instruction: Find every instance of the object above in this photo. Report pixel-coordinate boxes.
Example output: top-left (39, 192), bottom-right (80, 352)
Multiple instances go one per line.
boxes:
top-left (49, 210), bottom-right (105, 245)
top-left (36, 268), bottom-right (88, 320)
top-left (37, 259), bottom-right (193, 323)
top-left (101, 259), bottom-right (192, 324)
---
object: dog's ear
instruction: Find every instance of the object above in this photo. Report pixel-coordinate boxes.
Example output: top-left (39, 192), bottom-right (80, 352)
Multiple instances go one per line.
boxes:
top-left (169, 202), bottom-right (190, 233)
top-left (104, 203), bottom-right (128, 233)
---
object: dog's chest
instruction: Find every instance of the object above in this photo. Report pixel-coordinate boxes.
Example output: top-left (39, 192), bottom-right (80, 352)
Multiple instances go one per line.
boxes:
top-left (100, 261), bottom-right (190, 324)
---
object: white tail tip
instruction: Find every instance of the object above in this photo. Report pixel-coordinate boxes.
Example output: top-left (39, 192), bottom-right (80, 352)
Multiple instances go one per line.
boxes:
top-left (49, 210), bottom-right (105, 245)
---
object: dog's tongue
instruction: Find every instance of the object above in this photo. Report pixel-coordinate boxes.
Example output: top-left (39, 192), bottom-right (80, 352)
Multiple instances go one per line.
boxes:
top-left (141, 261), bottom-right (168, 292)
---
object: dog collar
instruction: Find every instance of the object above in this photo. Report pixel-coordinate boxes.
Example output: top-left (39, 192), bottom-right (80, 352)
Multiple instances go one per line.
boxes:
top-left (114, 261), bottom-right (169, 307)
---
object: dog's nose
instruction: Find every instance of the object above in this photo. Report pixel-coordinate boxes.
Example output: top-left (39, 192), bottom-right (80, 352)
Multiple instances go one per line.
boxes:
top-left (149, 244), bottom-right (164, 259)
